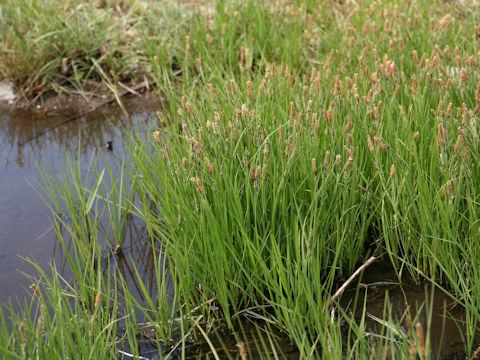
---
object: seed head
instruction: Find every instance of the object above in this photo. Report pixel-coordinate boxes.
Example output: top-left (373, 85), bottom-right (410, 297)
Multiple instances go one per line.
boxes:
top-left (390, 164), bottom-right (395, 178)
top-left (94, 291), bottom-right (102, 312)
top-left (436, 101), bottom-right (442, 116)
top-left (185, 36), bottom-right (190, 58)
top-left (344, 116), bottom-right (353, 133)
top-left (260, 142), bottom-right (268, 155)
top-left (19, 323), bottom-right (27, 344)
top-left (189, 177), bottom-right (202, 193)
top-left (367, 135), bottom-right (375, 153)
top-left (374, 136), bottom-right (389, 151)
top-left (454, 135), bottom-right (463, 158)
top-left (29, 284), bottom-right (41, 300)
top-left (442, 181), bottom-right (453, 196)
top-left (306, 100), bottom-right (313, 113)
top-left (438, 123), bottom-right (447, 140)
top-left (345, 156), bottom-right (353, 170)
top-left (163, 144), bottom-right (170, 159)
top-left (285, 139), bottom-right (291, 156)
top-left (290, 102), bottom-right (296, 116)
top-left (181, 124), bottom-right (191, 137)
top-left (364, 65), bottom-right (370, 76)
top-left (459, 127), bottom-right (467, 143)
top-left (460, 68), bottom-right (468, 83)
top-left (251, 165), bottom-right (261, 180)
top-left (358, 184), bottom-right (367, 192)
top-left (344, 146), bottom-right (353, 157)
top-left (462, 103), bottom-right (468, 124)
top-left (246, 80), bottom-right (253, 99)
top-left (415, 323), bottom-right (426, 357)
top-left (476, 82), bottom-right (480, 106)
top-left (310, 68), bottom-right (317, 83)
top-left (312, 158), bottom-right (317, 172)
top-left (326, 109), bottom-right (333, 124)
top-left (347, 133), bottom-right (353, 145)
top-left (204, 157), bottom-right (214, 173)
top-left (324, 151), bottom-right (330, 168)
top-left (206, 83), bottom-right (215, 101)
top-left (240, 46), bottom-right (245, 63)
top-left (241, 104), bottom-right (249, 117)
top-left (153, 131), bottom-right (163, 144)
top-left (419, 54), bottom-right (425, 68)
top-left (393, 85), bottom-right (400, 97)
top-left (156, 110), bottom-right (166, 124)
top-left (296, 111), bottom-right (302, 125)
top-left (311, 112), bottom-right (317, 129)
top-left (261, 79), bottom-right (268, 93)
top-left (445, 78), bottom-right (452, 90)
top-left (446, 103), bottom-right (452, 117)
top-left (412, 50), bottom-right (418, 62)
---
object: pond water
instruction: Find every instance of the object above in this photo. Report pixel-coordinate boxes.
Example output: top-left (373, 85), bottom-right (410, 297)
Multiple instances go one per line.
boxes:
top-left (339, 261), bottom-right (475, 359)
top-left (0, 94), bottom-right (161, 307)
top-left (0, 95), bottom-right (475, 358)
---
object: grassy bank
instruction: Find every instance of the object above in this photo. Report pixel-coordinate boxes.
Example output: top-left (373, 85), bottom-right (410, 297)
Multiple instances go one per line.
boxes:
top-left (2, 0), bottom-right (480, 358)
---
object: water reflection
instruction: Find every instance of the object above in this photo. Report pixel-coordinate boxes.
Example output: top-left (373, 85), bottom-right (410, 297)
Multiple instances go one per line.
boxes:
top-left (0, 94), bottom-right (162, 306)
top-left (0, 95), bottom-right (155, 169)
top-left (52, 211), bottom-right (166, 306)
top-left (340, 261), bottom-right (478, 358)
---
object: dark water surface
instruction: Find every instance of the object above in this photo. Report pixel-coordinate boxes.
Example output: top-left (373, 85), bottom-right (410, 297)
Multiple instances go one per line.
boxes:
top-left (0, 95), bottom-right (161, 306)
top-left (340, 261), bottom-right (477, 359)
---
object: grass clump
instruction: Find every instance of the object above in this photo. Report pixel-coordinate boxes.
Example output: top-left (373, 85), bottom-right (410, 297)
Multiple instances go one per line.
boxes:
top-left (2, 0), bottom-right (480, 358)
top-left (131, 0), bottom-right (480, 356)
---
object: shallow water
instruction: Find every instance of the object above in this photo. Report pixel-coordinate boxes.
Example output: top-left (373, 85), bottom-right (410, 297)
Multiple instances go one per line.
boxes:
top-left (0, 94), bottom-right (161, 306)
top-left (340, 261), bottom-right (476, 359)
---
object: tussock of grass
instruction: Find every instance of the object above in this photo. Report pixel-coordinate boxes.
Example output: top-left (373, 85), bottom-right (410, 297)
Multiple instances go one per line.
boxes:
top-left (2, 0), bottom-right (480, 358)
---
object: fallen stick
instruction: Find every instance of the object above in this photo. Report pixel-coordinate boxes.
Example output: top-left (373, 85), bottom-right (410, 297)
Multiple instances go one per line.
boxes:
top-left (469, 344), bottom-right (480, 360)
top-left (328, 255), bottom-right (377, 306)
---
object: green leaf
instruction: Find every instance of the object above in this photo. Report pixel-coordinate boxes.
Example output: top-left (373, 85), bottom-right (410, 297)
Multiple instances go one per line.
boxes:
top-left (85, 168), bottom-right (105, 215)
